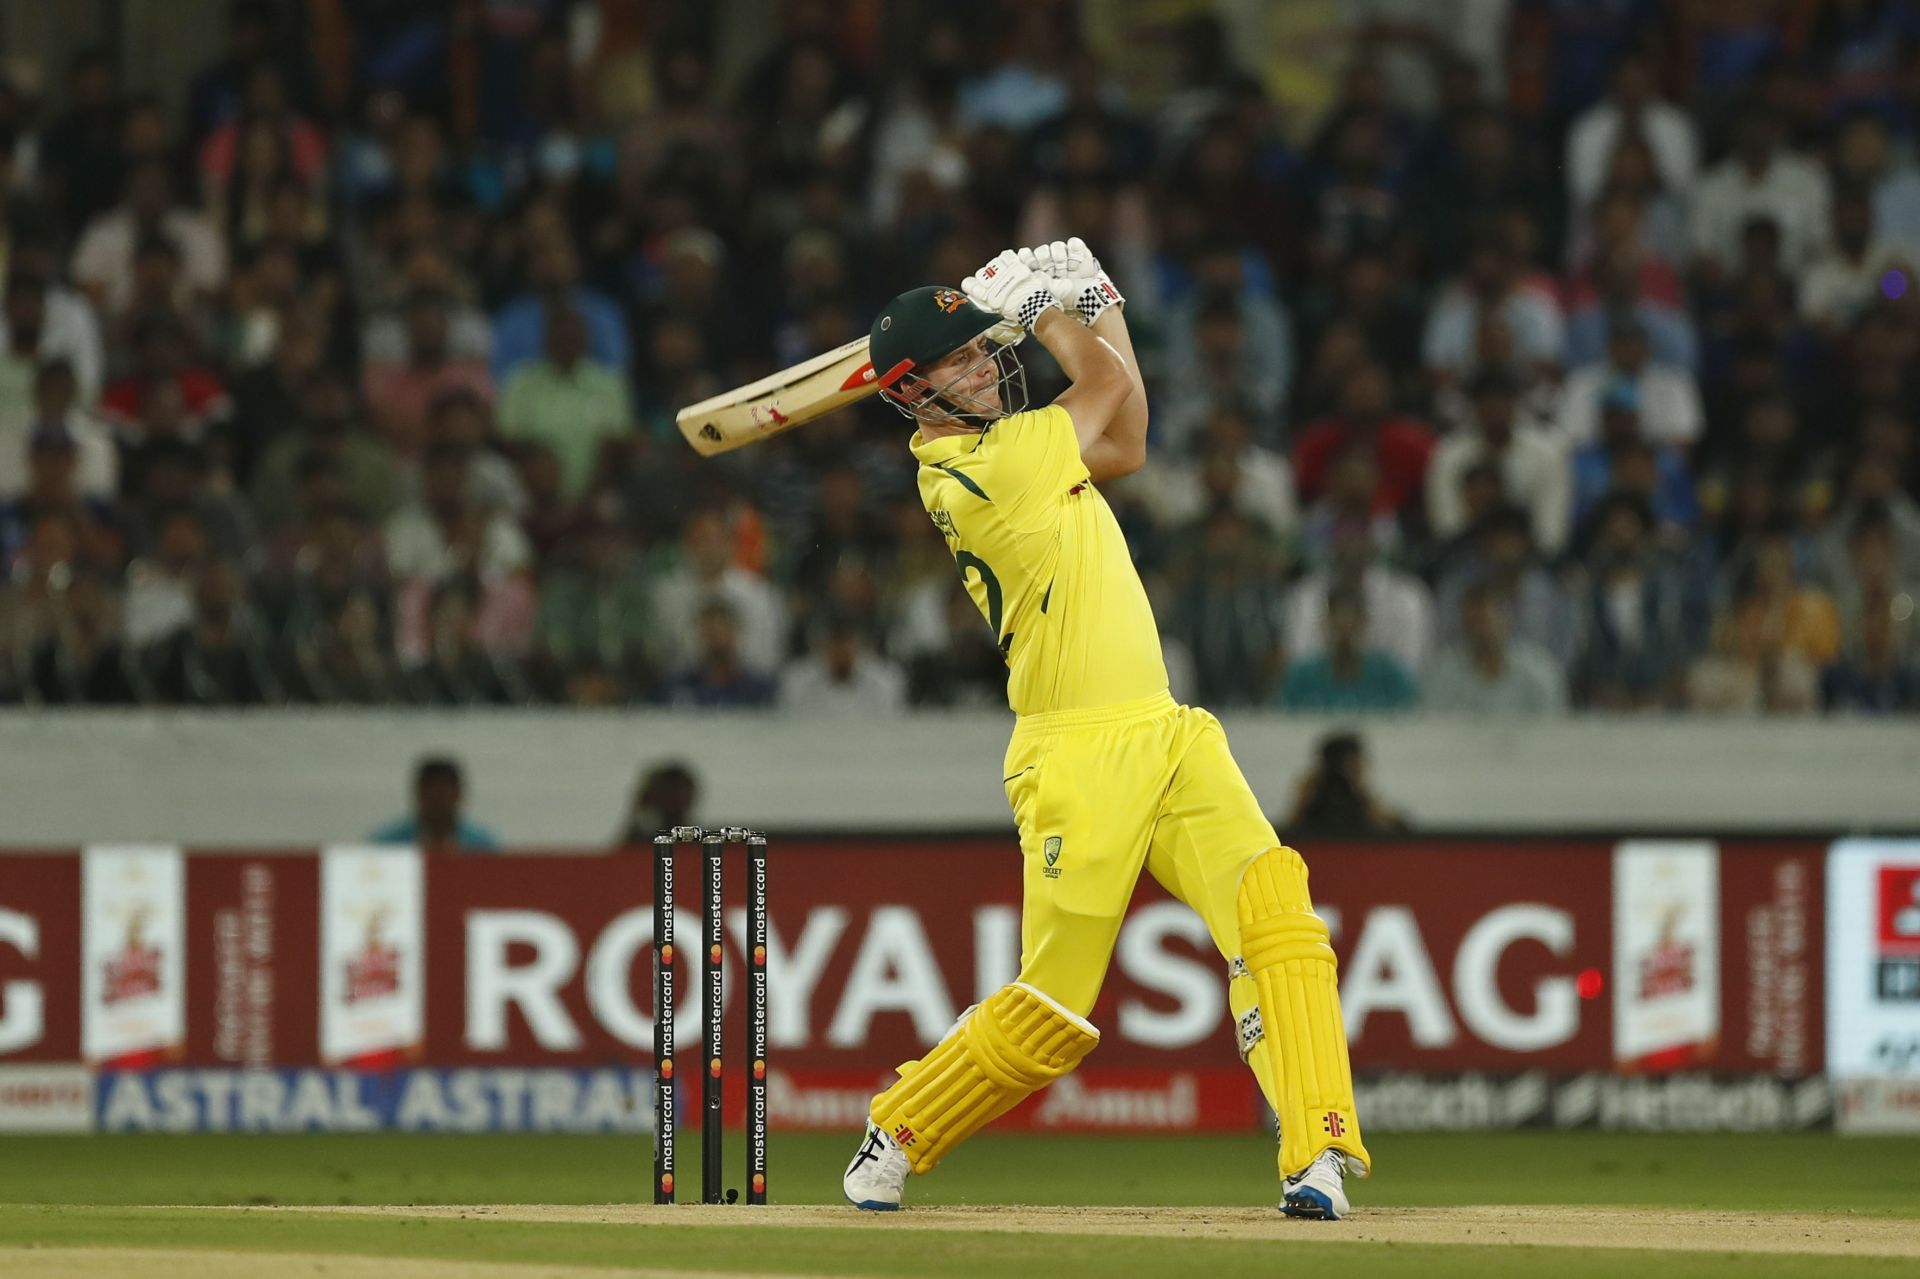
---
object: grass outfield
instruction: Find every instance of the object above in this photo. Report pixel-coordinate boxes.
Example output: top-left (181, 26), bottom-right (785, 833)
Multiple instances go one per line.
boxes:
top-left (2, 1132), bottom-right (1918, 1278)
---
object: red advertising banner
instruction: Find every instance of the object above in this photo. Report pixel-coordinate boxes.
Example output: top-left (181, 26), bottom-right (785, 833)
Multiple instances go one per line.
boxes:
top-left (184, 856), bottom-right (320, 1068)
top-left (0, 838), bottom-right (1828, 1133)
top-left (0, 855), bottom-right (80, 1063)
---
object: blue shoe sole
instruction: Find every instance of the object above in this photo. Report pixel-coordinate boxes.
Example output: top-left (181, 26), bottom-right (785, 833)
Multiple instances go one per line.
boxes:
top-left (847, 1197), bottom-right (900, 1212)
top-left (1281, 1188), bottom-right (1339, 1220)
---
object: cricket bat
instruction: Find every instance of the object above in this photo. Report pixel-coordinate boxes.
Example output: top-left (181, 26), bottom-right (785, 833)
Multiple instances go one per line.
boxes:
top-left (676, 336), bottom-right (878, 456)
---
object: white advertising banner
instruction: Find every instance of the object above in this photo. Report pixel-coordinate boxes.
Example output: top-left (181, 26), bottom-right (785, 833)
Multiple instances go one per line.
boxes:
top-left (0, 1064), bottom-right (93, 1132)
top-left (320, 846), bottom-right (424, 1065)
top-left (1612, 841), bottom-right (1719, 1069)
top-left (81, 845), bottom-right (184, 1065)
top-left (1827, 839), bottom-right (1920, 1095)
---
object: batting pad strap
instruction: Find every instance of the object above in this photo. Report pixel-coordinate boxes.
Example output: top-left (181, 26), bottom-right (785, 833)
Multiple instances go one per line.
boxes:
top-left (1236, 847), bottom-right (1371, 1179)
top-left (869, 982), bottom-right (1099, 1175)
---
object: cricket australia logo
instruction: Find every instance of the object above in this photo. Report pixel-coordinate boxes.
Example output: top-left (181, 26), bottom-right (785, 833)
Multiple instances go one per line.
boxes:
top-left (1043, 836), bottom-right (1063, 879)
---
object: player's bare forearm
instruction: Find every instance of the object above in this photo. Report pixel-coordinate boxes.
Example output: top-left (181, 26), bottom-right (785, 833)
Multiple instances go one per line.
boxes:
top-left (1034, 308), bottom-right (1136, 476)
top-left (1087, 306), bottom-right (1148, 471)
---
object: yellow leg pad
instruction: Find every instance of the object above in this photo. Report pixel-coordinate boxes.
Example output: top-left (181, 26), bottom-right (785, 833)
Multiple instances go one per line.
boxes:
top-left (1237, 847), bottom-right (1372, 1178)
top-left (870, 982), bottom-right (1099, 1174)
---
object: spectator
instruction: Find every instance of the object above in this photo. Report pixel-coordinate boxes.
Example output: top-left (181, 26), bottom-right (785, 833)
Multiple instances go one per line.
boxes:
top-left (197, 60), bottom-right (327, 205)
top-left (143, 560), bottom-right (280, 705)
top-left (1424, 581), bottom-right (1567, 714)
top-left (1161, 502), bottom-right (1289, 707)
top-left (259, 487), bottom-right (382, 615)
top-left (1566, 51), bottom-right (1700, 209)
top-left (250, 371), bottom-right (402, 532)
top-left (1312, 247), bottom-right (1427, 399)
top-left (0, 361), bottom-right (115, 501)
top-left (785, 462), bottom-right (888, 649)
top-left (1303, 91), bottom-right (1407, 276)
top-left (1157, 245), bottom-right (1294, 450)
top-left (370, 755), bottom-right (500, 852)
top-left (425, 388), bottom-right (525, 519)
top-left (402, 574), bottom-right (529, 706)
top-left (1286, 518), bottom-right (1434, 673)
top-left (1831, 113), bottom-right (1920, 259)
top-left (1559, 316), bottom-right (1705, 448)
top-left (1823, 592), bottom-right (1920, 713)
top-left (490, 232), bottom-right (630, 386)
top-left (358, 245), bottom-right (491, 364)
top-left (779, 610), bottom-right (908, 714)
top-left (361, 289), bottom-right (492, 455)
top-left (1299, 443), bottom-right (1403, 569)
top-left (37, 48), bottom-right (124, 226)
top-left (1800, 185), bottom-right (1915, 333)
top-left (1291, 360), bottom-right (1435, 519)
top-left (187, 2), bottom-right (283, 145)
top-left (1825, 449), bottom-right (1920, 576)
top-left (70, 159), bottom-right (227, 315)
top-left (1569, 380), bottom-right (1701, 537)
top-left (1574, 495), bottom-right (1702, 710)
top-left (0, 427), bottom-right (124, 574)
top-left (651, 510), bottom-right (785, 679)
top-left (1832, 502), bottom-right (1918, 652)
top-left (1426, 367), bottom-right (1570, 556)
top-left (666, 599), bottom-right (777, 709)
top-left (1688, 106), bottom-right (1831, 281)
top-left (100, 317), bottom-right (230, 442)
top-left (1281, 730), bottom-right (1409, 836)
top-left (122, 504), bottom-right (207, 647)
top-left (532, 518), bottom-right (652, 703)
top-left (1277, 584), bottom-right (1418, 713)
top-left (1688, 580), bottom-right (1825, 717)
top-left (224, 309), bottom-right (322, 482)
top-left (1696, 395), bottom-right (1829, 547)
top-left (616, 762), bottom-right (701, 846)
top-left (1135, 404), bottom-right (1298, 540)
top-left (0, 517), bottom-right (136, 704)
top-left (0, 252), bottom-right (103, 404)
top-left (4, 567), bottom-right (141, 705)
top-left (383, 440), bottom-right (534, 664)
top-left (1422, 227), bottom-right (1565, 389)
top-left (274, 540), bottom-right (397, 705)
top-left (1416, 106), bottom-right (1546, 274)
top-left (498, 301), bottom-right (632, 501)
top-left (1436, 506), bottom-right (1581, 666)
top-left (1564, 243), bottom-right (1699, 371)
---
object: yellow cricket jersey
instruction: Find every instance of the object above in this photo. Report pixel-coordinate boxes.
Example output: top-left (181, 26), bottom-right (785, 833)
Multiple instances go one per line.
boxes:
top-left (909, 404), bottom-right (1167, 715)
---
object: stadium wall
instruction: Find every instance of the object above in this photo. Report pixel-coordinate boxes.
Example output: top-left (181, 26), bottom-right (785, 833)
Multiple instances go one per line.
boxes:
top-left (1, 712), bottom-right (1918, 845)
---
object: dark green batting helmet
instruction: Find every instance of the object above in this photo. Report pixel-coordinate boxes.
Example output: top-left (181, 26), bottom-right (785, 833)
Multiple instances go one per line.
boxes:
top-left (868, 286), bottom-right (999, 401)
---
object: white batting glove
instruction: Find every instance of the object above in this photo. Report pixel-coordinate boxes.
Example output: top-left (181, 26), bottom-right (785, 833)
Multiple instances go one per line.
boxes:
top-left (1027, 236), bottom-right (1124, 325)
top-left (961, 250), bottom-right (1059, 331)
top-left (1036, 237), bottom-right (1097, 279)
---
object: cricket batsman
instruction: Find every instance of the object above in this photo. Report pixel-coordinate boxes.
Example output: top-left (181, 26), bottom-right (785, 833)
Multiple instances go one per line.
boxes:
top-left (840, 241), bottom-right (1371, 1218)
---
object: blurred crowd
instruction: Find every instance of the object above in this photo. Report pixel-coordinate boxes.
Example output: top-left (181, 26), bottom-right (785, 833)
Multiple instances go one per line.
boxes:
top-left (2, 0), bottom-right (1917, 716)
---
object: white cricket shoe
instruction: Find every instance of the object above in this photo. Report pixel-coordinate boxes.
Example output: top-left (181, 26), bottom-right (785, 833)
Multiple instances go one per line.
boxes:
top-left (1281, 1148), bottom-right (1354, 1220)
top-left (843, 1121), bottom-right (911, 1211)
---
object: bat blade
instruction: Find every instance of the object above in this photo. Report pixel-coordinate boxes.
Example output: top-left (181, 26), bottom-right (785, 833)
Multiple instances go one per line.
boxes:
top-left (676, 336), bottom-right (879, 456)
